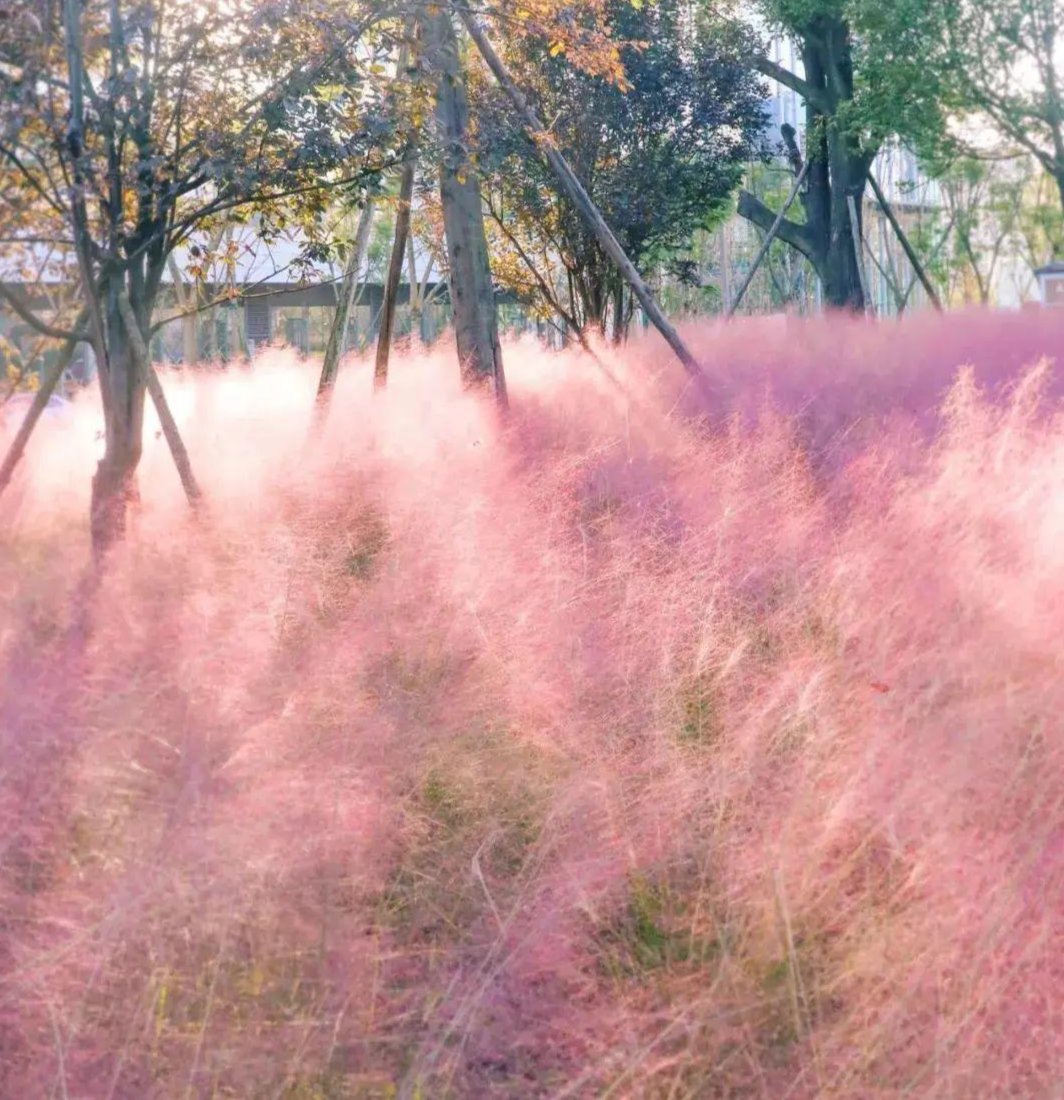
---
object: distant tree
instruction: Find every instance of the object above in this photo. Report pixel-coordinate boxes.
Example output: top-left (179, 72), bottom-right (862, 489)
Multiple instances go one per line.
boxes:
top-left (937, 0), bottom-right (1064, 217)
top-left (471, 0), bottom-right (767, 339)
top-left (938, 157), bottom-right (1027, 304)
top-left (1015, 164), bottom-right (1064, 270)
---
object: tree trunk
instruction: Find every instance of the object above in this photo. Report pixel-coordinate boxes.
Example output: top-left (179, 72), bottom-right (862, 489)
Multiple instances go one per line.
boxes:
top-left (805, 22), bottom-right (870, 312)
top-left (117, 290), bottom-right (202, 508)
top-left (612, 280), bottom-right (625, 344)
top-left (818, 160), bottom-right (868, 310)
top-left (739, 16), bottom-right (873, 312)
top-left (91, 288), bottom-right (147, 556)
top-left (408, 232), bottom-right (425, 341)
top-left (425, 9), bottom-right (507, 405)
top-left (375, 151), bottom-right (418, 388)
top-left (866, 171), bottom-right (944, 311)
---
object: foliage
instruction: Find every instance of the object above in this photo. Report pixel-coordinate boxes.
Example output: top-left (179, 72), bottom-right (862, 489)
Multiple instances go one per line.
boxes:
top-left (0, 0), bottom-right (405, 335)
top-left (471, 0), bottom-right (768, 333)
top-left (748, 0), bottom-right (949, 154)
top-left (937, 0), bottom-right (1064, 212)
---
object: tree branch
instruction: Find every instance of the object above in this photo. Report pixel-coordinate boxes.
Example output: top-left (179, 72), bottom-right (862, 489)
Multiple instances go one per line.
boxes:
top-left (737, 190), bottom-right (815, 262)
top-left (753, 57), bottom-right (828, 112)
top-left (0, 283), bottom-right (87, 341)
top-left (866, 171), bottom-right (943, 311)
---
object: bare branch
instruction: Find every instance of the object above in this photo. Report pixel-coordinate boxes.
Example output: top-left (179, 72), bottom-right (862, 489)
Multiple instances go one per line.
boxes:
top-left (0, 283), bottom-right (87, 341)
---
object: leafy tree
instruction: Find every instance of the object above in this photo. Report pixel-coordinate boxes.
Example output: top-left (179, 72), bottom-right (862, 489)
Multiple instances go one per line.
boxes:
top-left (471, 0), bottom-right (767, 338)
top-left (735, 0), bottom-right (948, 311)
top-left (0, 0), bottom-right (401, 550)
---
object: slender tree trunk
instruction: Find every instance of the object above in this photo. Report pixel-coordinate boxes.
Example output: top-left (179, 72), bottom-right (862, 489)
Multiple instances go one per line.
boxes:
top-left (408, 232), bottom-right (424, 341)
top-left (168, 258), bottom-right (201, 365)
top-left (867, 171), bottom-right (943, 311)
top-left (425, 8), bottom-right (507, 405)
top-left (847, 194), bottom-right (873, 314)
top-left (732, 158), bottom-right (811, 317)
top-left (181, 312), bottom-right (198, 365)
top-left (316, 200), bottom-right (376, 402)
top-left (375, 151), bottom-right (418, 388)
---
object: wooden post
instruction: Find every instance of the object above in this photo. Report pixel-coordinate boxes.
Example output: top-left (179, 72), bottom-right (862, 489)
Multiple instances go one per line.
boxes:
top-left (374, 151), bottom-right (418, 389)
top-left (0, 329), bottom-right (84, 499)
top-left (866, 171), bottom-right (943, 312)
top-left (728, 159), bottom-right (811, 318)
top-left (847, 194), bottom-right (873, 316)
top-left (457, 6), bottom-right (704, 380)
top-left (117, 291), bottom-right (202, 507)
top-left (317, 200), bottom-right (376, 404)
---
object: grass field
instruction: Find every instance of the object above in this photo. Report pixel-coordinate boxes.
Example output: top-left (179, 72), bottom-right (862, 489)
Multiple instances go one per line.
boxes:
top-left (1, 309), bottom-right (1062, 1098)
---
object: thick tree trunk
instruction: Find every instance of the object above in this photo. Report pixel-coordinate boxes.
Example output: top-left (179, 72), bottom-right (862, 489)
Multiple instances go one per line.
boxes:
top-left (425, 9), bottom-right (507, 405)
top-left (818, 146), bottom-right (868, 311)
top-left (375, 152), bottom-right (418, 389)
top-left (91, 290), bottom-right (147, 556)
top-left (739, 17), bottom-right (874, 313)
top-left (803, 29), bottom-right (870, 313)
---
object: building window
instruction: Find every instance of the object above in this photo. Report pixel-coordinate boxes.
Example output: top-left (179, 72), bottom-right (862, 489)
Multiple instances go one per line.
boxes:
top-left (245, 300), bottom-right (271, 345)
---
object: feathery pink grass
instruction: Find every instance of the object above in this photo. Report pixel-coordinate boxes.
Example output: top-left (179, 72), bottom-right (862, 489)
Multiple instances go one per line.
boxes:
top-left (1, 308), bottom-right (1062, 1097)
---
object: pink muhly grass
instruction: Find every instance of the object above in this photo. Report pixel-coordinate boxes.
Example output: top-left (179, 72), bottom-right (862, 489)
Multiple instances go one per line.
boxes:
top-left (0, 308), bottom-right (1061, 1098)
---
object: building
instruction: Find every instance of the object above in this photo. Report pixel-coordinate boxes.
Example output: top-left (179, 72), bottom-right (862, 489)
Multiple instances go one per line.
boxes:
top-left (1035, 261), bottom-right (1064, 307)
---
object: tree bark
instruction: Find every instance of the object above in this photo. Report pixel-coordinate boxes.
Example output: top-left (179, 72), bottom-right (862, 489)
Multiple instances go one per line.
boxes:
top-left (459, 5), bottom-right (704, 380)
top-left (426, 8), bottom-right (507, 406)
top-left (91, 287), bottom-right (147, 556)
top-left (375, 151), bottom-right (418, 388)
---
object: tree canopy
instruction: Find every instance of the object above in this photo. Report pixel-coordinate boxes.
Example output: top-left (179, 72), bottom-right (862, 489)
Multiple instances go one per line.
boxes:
top-left (472, 0), bottom-right (768, 335)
